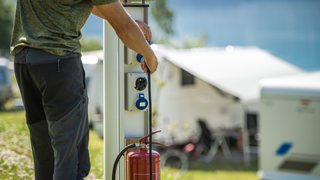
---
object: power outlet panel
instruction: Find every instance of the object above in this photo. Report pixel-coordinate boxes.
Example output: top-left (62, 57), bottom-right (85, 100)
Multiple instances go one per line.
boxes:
top-left (125, 72), bottom-right (149, 111)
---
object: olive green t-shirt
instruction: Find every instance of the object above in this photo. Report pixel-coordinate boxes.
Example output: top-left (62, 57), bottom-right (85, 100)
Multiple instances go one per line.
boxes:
top-left (10, 0), bottom-right (117, 56)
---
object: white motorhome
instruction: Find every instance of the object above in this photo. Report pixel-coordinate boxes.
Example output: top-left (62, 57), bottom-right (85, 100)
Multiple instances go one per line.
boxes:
top-left (153, 45), bottom-right (303, 145)
top-left (81, 46), bottom-right (303, 145)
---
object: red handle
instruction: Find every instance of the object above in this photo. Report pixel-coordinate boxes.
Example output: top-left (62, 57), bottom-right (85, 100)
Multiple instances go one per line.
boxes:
top-left (151, 142), bottom-right (165, 147)
top-left (139, 130), bottom-right (161, 143)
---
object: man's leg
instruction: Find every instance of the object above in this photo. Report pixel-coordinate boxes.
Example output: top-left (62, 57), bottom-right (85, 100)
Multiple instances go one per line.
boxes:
top-left (46, 100), bottom-right (90, 180)
top-left (25, 49), bottom-right (90, 180)
top-left (77, 126), bottom-right (90, 179)
top-left (14, 49), bottom-right (54, 180)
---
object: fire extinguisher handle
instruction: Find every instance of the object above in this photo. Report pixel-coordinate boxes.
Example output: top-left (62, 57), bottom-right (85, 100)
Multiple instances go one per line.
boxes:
top-left (139, 130), bottom-right (161, 143)
top-left (151, 142), bottom-right (165, 147)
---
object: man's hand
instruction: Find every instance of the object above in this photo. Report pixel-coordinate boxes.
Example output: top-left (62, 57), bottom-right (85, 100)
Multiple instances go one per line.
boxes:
top-left (140, 55), bottom-right (158, 75)
top-left (135, 20), bottom-right (152, 41)
top-left (135, 20), bottom-right (156, 74)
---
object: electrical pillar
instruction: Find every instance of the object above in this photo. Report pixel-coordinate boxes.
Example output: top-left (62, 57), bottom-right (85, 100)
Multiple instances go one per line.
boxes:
top-left (103, 1), bottom-right (151, 180)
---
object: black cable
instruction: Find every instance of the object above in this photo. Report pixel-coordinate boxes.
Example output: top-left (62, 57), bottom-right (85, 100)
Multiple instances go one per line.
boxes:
top-left (112, 143), bottom-right (136, 180)
top-left (147, 68), bottom-right (152, 180)
top-left (133, 44), bottom-right (153, 179)
top-left (145, 40), bottom-right (153, 180)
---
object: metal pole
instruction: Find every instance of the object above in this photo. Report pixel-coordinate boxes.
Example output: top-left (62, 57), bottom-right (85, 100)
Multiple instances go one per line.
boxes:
top-left (103, 20), bottom-right (120, 180)
top-left (103, 3), bottom-right (149, 180)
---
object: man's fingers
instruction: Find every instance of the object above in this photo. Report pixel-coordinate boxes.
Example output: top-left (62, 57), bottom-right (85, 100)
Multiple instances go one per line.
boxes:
top-left (143, 32), bottom-right (150, 41)
top-left (145, 26), bottom-right (152, 40)
top-left (142, 26), bottom-right (152, 41)
top-left (140, 63), bottom-right (147, 74)
top-left (141, 27), bottom-right (150, 41)
top-left (145, 62), bottom-right (157, 75)
top-left (135, 20), bottom-right (152, 41)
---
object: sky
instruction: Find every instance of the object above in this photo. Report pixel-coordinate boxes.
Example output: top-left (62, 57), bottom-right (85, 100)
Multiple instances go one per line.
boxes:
top-left (82, 0), bottom-right (320, 71)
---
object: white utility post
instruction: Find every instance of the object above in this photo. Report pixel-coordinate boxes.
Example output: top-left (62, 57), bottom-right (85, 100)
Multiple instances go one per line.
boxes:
top-left (103, 1), bottom-right (151, 180)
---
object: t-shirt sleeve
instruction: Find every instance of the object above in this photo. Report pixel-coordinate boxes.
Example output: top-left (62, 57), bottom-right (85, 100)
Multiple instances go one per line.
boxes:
top-left (92, 0), bottom-right (118, 6)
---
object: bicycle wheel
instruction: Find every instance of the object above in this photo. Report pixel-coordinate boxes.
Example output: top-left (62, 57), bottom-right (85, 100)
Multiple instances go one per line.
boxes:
top-left (161, 149), bottom-right (189, 179)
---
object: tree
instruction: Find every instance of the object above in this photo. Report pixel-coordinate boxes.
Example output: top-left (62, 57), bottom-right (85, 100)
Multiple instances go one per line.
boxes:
top-left (80, 37), bottom-right (103, 52)
top-left (179, 33), bottom-right (209, 49)
top-left (0, 0), bottom-right (14, 55)
top-left (150, 0), bottom-right (208, 49)
top-left (150, 0), bottom-right (174, 37)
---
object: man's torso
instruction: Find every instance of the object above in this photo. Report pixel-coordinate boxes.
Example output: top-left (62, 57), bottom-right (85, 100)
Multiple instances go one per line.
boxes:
top-left (10, 0), bottom-right (94, 56)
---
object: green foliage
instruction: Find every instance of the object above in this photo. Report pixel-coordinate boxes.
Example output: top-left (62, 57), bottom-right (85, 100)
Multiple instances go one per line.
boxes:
top-left (150, 0), bottom-right (174, 36)
top-left (179, 33), bottom-right (209, 49)
top-left (160, 33), bottom-right (209, 49)
top-left (0, 0), bottom-right (15, 55)
top-left (80, 37), bottom-right (103, 52)
top-left (150, 0), bottom-right (209, 49)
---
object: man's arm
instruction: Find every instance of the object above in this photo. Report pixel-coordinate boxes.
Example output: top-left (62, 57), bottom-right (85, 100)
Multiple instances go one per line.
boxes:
top-left (91, 2), bottom-right (157, 74)
top-left (92, 6), bottom-right (105, 19)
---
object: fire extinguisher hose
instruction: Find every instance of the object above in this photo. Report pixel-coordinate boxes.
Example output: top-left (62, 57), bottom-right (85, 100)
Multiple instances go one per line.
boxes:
top-left (112, 143), bottom-right (137, 180)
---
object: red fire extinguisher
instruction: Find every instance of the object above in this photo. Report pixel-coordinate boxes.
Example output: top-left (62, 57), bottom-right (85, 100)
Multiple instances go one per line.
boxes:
top-left (111, 130), bottom-right (164, 180)
top-left (127, 130), bottom-right (164, 180)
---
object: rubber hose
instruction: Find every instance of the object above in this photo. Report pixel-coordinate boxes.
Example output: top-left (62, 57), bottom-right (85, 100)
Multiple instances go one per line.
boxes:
top-left (112, 143), bottom-right (136, 180)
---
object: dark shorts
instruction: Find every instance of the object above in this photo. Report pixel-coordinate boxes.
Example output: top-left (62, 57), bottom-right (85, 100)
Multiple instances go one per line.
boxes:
top-left (14, 47), bottom-right (90, 180)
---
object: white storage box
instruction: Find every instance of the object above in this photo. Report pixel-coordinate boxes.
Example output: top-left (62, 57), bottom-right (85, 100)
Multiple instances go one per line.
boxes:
top-left (259, 72), bottom-right (320, 180)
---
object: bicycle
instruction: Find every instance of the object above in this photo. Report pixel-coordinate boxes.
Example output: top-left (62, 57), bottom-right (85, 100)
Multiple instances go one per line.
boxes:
top-left (158, 121), bottom-right (205, 179)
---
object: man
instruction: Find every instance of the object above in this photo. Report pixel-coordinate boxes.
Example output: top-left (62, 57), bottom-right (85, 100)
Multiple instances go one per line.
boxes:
top-left (10, 0), bottom-right (158, 180)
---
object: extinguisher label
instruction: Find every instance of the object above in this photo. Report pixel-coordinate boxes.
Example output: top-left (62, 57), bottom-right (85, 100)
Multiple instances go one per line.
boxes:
top-left (134, 172), bottom-right (161, 180)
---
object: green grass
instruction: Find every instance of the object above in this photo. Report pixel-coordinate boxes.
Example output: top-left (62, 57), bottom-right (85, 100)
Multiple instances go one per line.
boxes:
top-left (0, 110), bottom-right (33, 179)
top-left (0, 110), bottom-right (259, 180)
top-left (87, 130), bottom-right (104, 179)
top-left (161, 160), bottom-right (258, 180)
top-left (0, 110), bottom-right (105, 180)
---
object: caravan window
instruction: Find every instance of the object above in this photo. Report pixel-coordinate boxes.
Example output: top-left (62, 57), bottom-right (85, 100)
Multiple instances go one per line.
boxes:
top-left (181, 68), bottom-right (194, 86)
